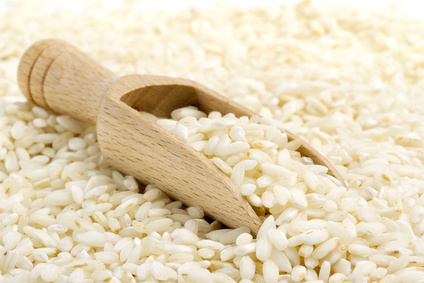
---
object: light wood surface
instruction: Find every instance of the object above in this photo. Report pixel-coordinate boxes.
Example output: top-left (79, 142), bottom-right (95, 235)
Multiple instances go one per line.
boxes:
top-left (18, 39), bottom-right (346, 235)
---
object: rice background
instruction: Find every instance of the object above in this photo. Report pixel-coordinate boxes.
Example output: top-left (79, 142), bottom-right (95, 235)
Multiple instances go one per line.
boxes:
top-left (1, 0), bottom-right (424, 282)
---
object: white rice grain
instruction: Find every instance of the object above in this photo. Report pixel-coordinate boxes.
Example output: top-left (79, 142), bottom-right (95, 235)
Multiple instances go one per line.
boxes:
top-left (76, 232), bottom-right (108, 248)
top-left (319, 261), bottom-right (331, 282)
top-left (263, 259), bottom-right (279, 283)
top-left (312, 237), bottom-right (339, 260)
top-left (291, 265), bottom-right (306, 282)
top-left (240, 256), bottom-right (256, 280)
top-left (267, 229), bottom-right (288, 251)
top-left (256, 236), bottom-right (272, 261)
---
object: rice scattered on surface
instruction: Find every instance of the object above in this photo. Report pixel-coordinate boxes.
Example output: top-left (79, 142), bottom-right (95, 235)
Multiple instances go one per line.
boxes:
top-left (1, 0), bottom-right (424, 282)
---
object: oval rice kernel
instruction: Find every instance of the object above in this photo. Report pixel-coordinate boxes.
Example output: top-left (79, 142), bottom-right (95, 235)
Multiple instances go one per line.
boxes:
top-left (75, 232), bottom-right (107, 247)
top-left (236, 233), bottom-right (253, 246)
top-left (240, 183), bottom-right (256, 196)
top-left (40, 263), bottom-right (58, 282)
top-left (95, 250), bottom-right (120, 264)
top-left (240, 256), bottom-right (256, 280)
top-left (263, 259), bottom-right (279, 283)
top-left (229, 126), bottom-right (246, 141)
top-left (233, 242), bottom-right (256, 256)
top-left (256, 236), bottom-right (272, 261)
top-left (291, 265), bottom-right (306, 282)
top-left (198, 248), bottom-right (215, 259)
top-left (262, 191), bottom-right (277, 208)
top-left (312, 237), bottom-right (339, 259)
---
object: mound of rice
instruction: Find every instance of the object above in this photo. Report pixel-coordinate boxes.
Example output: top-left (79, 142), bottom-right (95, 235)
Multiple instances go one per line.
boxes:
top-left (1, 0), bottom-right (424, 282)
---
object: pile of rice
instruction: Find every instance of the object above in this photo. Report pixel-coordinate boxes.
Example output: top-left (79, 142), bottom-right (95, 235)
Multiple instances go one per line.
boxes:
top-left (1, 0), bottom-right (424, 282)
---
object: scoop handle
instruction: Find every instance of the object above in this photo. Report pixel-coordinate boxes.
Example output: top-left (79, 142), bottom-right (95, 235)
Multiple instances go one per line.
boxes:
top-left (17, 39), bottom-right (118, 123)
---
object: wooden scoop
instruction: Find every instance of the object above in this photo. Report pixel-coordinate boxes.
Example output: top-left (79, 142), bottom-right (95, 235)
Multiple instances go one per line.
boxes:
top-left (17, 39), bottom-right (345, 235)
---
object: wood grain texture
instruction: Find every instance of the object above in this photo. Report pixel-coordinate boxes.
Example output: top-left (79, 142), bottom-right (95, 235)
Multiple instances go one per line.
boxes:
top-left (43, 49), bottom-right (118, 123)
top-left (29, 40), bottom-right (75, 109)
top-left (17, 39), bottom-right (347, 235)
top-left (17, 39), bottom-right (64, 104)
